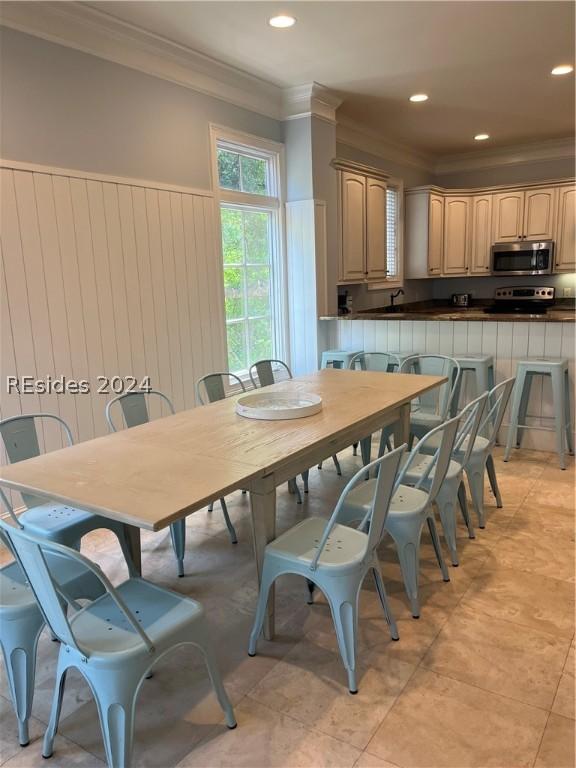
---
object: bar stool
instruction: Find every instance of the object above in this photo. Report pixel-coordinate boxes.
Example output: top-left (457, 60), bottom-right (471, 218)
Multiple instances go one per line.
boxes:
top-left (504, 358), bottom-right (574, 469)
top-left (321, 350), bottom-right (363, 369)
top-left (387, 352), bottom-right (415, 371)
top-left (455, 354), bottom-right (495, 435)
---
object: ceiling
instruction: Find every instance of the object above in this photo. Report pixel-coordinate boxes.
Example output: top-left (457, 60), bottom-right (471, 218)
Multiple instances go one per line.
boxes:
top-left (86, 1), bottom-right (575, 156)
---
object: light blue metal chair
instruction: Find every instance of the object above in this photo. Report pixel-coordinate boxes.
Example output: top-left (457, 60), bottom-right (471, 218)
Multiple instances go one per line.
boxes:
top-left (248, 446), bottom-right (405, 694)
top-left (504, 359), bottom-right (573, 470)
top-left (105, 389), bottom-right (235, 578)
top-left (0, 515), bottom-right (237, 768)
top-left (249, 359), bottom-right (342, 488)
top-left (399, 354), bottom-right (462, 444)
top-left (399, 393), bottom-right (488, 566)
top-left (419, 378), bottom-right (515, 529)
top-left (0, 414), bottom-right (137, 574)
top-left (0, 498), bottom-right (105, 748)
top-left (340, 413), bottom-right (461, 618)
top-left (349, 352), bottom-right (402, 464)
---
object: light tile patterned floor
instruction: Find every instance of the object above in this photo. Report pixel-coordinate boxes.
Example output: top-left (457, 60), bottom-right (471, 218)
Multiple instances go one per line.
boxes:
top-left (0, 447), bottom-right (574, 768)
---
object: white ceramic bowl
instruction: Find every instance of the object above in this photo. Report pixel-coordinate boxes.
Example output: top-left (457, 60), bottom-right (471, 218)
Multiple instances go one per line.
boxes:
top-left (235, 392), bottom-right (323, 420)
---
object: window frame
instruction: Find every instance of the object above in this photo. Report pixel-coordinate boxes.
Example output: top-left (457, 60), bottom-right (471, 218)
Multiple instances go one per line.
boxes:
top-left (210, 124), bottom-right (289, 377)
top-left (368, 175), bottom-right (405, 290)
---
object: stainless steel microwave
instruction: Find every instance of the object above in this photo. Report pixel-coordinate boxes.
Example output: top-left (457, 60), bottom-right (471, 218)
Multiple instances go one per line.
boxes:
top-left (491, 241), bottom-right (554, 276)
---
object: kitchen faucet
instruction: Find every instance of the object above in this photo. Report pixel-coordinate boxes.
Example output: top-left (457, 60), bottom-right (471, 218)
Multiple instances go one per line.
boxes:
top-left (389, 288), bottom-right (405, 308)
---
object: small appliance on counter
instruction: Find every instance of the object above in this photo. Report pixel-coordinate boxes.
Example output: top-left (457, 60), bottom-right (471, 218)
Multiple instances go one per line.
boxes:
top-left (484, 286), bottom-right (556, 315)
top-left (491, 241), bottom-right (554, 276)
top-left (451, 293), bottom-right (471, 307)
top-left (338, 291), bottom-right (351, 315)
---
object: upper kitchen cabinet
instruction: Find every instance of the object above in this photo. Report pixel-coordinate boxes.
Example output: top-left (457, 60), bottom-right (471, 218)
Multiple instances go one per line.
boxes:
top-left (555, 184), bottom-right (576, 273)
top-left (335, 160), bottom-right (393, 284)
top-left (493, 187), bottom-right (557, 242)
top-left (340, 171), bottom-right (366, 281)
top-left (405, 189), bottom-right (444, 278)
top-left (443, 196), bottom-right (470, 274)
top-left (470, 194), bottom-right (493, 274)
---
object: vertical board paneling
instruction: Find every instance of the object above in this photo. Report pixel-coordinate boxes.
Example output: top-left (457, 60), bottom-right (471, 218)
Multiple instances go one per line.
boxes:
top-left (328, 317), bottom-right (575, 452)
top-left (1, 163), bottom-right (221, 451)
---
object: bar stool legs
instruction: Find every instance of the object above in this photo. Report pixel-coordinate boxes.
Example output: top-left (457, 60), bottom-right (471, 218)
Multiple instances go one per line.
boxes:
top-left (505, 359), bottom-right (574, 470)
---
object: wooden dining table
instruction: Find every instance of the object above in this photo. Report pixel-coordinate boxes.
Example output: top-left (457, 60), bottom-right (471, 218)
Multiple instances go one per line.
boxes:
top-left (0, 368), bottom-right (445, 638)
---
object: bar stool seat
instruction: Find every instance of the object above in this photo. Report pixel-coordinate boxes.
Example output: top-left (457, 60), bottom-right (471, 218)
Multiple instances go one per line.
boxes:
top-left (321, 350), bottom-right (363, 370)
top-left (504, 358), bottom-right (574, 469)
top-left (387, 352), bottom-right (415, 371)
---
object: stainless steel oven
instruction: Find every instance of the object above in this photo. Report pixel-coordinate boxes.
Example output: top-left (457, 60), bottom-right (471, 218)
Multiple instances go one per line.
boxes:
top-left (491, 241), bottom-right (554, 276)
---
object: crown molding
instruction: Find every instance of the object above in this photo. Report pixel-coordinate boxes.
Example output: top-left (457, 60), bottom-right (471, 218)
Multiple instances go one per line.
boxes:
top-left (283, 83), bottom-right (343, 124)
top-left (435, 137), bottom-right (575, 175)
top-left (336, 116), bottom-right (435, 172)
top-left (0, 0), bottom-right (284, 120)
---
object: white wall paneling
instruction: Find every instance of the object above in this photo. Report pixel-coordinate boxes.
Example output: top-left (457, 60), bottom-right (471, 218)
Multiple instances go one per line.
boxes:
top-left (323, 318), bottom-right (575, 452)
top-left (0, 161), bottom-right (226, 450)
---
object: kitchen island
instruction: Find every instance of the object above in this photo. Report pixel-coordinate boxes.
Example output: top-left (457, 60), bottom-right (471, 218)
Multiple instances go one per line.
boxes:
top-left (318, 303), bottom-right (575, 452)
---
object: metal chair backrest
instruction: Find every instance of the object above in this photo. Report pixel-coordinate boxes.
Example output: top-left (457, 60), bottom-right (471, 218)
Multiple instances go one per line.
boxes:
top-left (453, 392), bottom-right (489, 468)
top-left (397, 412), bottom-right (461, 503)
top-left (0, 514), bottom-right (154, 658)
top-left (195, 372), bottom-right (246, 405)
top-left (249, 359), bottom-right (292, 388)
top-left (349, 352), bottom-right (401, 373)
top-left (400, 354), bottom-right (461, 418)
top-left (309, 445), bottom-right (406, 572)
top-left (482, 377), bottom-right (516, 449)
top-left (0, 414), bottom-right (74, 508)
top-left (105, 390), bottom-right (175, 432)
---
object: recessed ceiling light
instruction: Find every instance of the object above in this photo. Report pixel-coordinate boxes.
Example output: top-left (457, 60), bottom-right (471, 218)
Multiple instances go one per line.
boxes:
top-left (269, 15), bottom-right (296, 28)
top-left (474, 133), bottom-right (490, 141)
top-left (409, 94), bottom-right (429, 103)
top-left (551, 64), bottom-right (574, 76)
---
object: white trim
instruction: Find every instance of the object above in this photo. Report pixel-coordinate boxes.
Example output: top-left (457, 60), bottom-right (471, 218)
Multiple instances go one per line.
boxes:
top-left (283, 83), bottom-right (342, 124)
top-left (406, 177), bottom-right (576, 196)
top-left (0, 157), bottom-right (214, 198)
top-left (435, 137), bottom-right (576, 175)
top-left (1, 1), bottom-right (283, 120)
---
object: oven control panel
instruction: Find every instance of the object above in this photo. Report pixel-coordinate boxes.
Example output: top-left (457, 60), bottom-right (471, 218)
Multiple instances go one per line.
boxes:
top-left (494, 286), bottom-right (555, 301)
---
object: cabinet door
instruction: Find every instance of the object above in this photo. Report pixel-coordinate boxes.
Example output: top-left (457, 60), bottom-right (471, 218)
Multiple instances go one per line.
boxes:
top-left (365, 177), bottom-right (388, 280)
top-left (470, 194), bottom-right (493, 274)
top-left (555, 185), bottom-right (576, 272)
top-left (523, 187), bottom-right (557, 240)
top-left (493, 191), bottom-right (524, 241)
top-left (443, 196), bottom-right (470, 274)
top-left (428, 194), bottom-right (444, 275)
top-left (340, 171), bottom-right (366, 281)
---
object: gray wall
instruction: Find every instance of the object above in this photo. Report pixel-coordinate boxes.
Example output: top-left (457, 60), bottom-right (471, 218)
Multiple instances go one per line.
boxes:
top-left (0, 27), bottom-right (283, 189)
top-left (435, 156), bottom-right (575, 189)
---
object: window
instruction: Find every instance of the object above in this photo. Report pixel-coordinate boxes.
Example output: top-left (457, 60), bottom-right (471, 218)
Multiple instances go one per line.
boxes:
top-left (369, 177), bottom-right (404, 289)
top-left (386, 187), bottom-right (399, 280)
top-left (212, 128), bottom-right (285, 376)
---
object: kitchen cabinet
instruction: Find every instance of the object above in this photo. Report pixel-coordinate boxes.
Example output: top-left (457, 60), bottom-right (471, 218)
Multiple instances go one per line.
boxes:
top-left (493, 187), bottom-right (557, 242)
top-left (555, 184), bottom-right (576, 272)
top-left (443, 196), bottom-right (470, 274)
top-left (336, 161), bottom-right (391, 283)
top-left (405, 189), bottom-right (443, 278)
top-left (523, 187), bottom-right (557, 240)
top-left (470, 194), bottom-right (493, 274)
top-left (340, 171), bottom-right (366, 281)
top-left (365, 177), bottom-right (388, 280)
top-left (428, 194), bottom-right (444, 275)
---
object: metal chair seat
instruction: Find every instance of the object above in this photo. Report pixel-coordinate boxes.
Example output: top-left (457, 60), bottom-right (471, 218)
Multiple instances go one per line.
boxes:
top-left (346, 481), bottom-right (429, 520)
top-left (265, 517), bottom-right (368, 571)
top-left (18, 503), bottom-right (97, 539)
top-left (70, 578), bottom-right (203, 656)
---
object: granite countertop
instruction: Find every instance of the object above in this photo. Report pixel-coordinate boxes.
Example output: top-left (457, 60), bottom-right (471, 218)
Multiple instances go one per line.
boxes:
top-left (320, 300), bottom-right (576, 323)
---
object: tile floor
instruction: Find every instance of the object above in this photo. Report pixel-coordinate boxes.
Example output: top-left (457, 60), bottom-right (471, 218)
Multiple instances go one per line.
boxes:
top-left (0, 446), bottom-right (574, 768)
